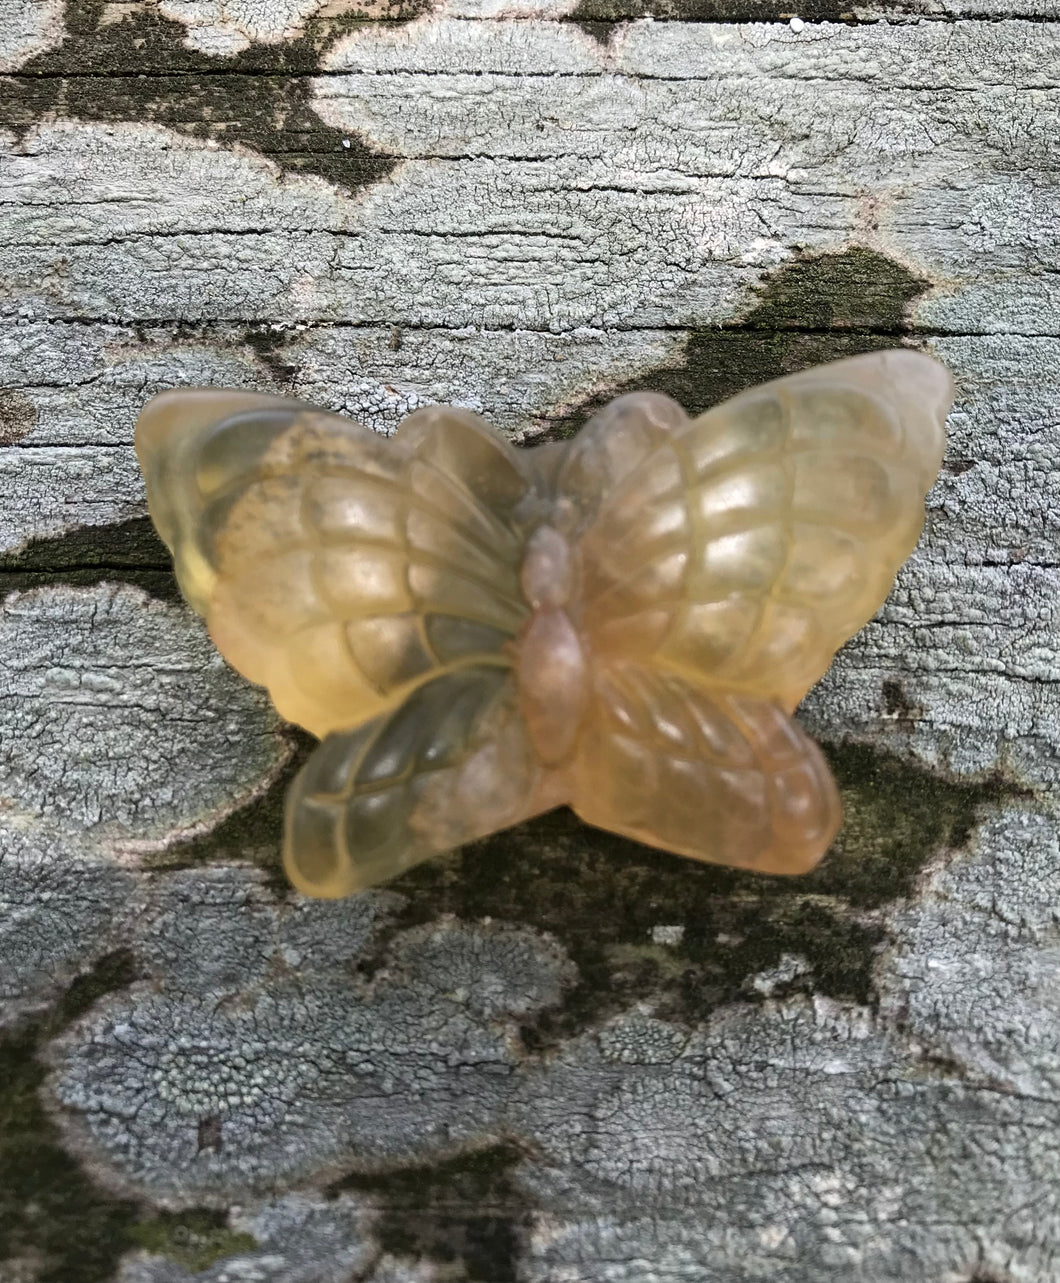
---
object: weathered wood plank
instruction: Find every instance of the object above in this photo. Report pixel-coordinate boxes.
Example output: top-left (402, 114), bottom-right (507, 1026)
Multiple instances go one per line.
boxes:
top-left (2, 15), bottom-right (1058, 558)
top-left (7, 18), bottom-right (1060, 337)
top-left (3, 2), bottom-right (1060, 1281)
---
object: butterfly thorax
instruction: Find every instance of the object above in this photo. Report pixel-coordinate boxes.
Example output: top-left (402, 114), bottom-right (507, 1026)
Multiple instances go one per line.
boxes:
top-left (514, 523), bottom-right (589, 769)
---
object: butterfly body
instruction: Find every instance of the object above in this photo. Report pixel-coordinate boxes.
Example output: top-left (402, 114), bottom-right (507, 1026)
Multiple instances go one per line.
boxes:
top-left (135, 351), bottom-right (953, 897)
top-left (514, 523), bottom-right (588, 768)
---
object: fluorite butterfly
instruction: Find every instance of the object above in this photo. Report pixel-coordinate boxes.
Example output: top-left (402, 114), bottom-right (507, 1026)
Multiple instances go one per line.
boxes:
top-left (135, 350), bottom-right (952, 898)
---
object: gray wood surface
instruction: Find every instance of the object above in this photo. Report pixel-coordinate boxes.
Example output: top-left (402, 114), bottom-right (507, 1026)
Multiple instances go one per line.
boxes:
top-left (2, 2), bottom-right (1059, 1280)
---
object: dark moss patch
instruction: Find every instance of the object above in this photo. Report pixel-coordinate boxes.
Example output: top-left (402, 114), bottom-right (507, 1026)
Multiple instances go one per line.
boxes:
top-left (1, 953), bottom-right (262, 1282)
top-left (0, 954), bottom-right (141, 1283)
top-left (0, 1028), bottom-right (140, 1283)
top-left (0, 515), bottom-right (170, 571)
top-left (8, 0), bottom-right (429, 77)
top-left (569, 17), bottom-right (622, 42)
top-left (568, 0), bottom-right (912, 24)
top-left (744, 248), bottom-right (929, 332)
top-left (2, 0), bottom-right (421, 195)
top-left (129, 1210), bottom-right (257, 1273)
top-left (389, 741), bottom-right (1016, 1037)
top-left (881, 678), bottom-right (924, 726)
top-left (0, 566), bottom-right (180, 602)
top-left (336, 1143), bottom-right (529, 1283)
top-left (0, 0), bottom-right (917, 75)
top-left (147, 727), bottom-right (316, 885)
top-left (551, 329), bottom-right (902, 436)
top-left (244, 325), bottom-right (300, 389)
top-left (818, 740), bottom-right (1016, 901)
top-left (0, 517), bottom-right (180, 603)
top-left (548, 249), bottom-right (931, 437)
top-left (942, 456), bottom-right (977, 477)
top-left (53, 949), bottom-right (138, 1027)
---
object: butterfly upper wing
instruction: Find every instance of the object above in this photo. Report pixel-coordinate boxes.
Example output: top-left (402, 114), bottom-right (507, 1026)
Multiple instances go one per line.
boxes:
top-left (556, 350), bottom-right (950, 873)
top-left (284, 665), bottom-right (549, 897)
top-left (571, 661), bottom-right (841, 874)
top-left (557, 350), bottom-right (952, 710)
top-left (135, 391), bottom-right (536, 737)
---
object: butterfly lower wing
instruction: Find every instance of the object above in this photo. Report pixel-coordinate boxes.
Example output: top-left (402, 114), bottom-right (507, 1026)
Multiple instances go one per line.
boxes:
top-left (135, 392), bottom-right (534, 736)
top-left (572, 662), bottom-right (840, 875)
top-left (284, 666), bottom-right (546, 897)
top-left (558, 350), bottom-right (952, 708)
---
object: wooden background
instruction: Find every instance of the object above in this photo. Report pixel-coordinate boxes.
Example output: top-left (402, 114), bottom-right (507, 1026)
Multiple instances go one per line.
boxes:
top-left (2, 0), bottom-right (1060, 1279)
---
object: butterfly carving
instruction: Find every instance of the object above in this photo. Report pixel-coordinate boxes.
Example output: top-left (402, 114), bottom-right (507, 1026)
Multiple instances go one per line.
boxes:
top-left (135, 350), bottom-right (953, 898)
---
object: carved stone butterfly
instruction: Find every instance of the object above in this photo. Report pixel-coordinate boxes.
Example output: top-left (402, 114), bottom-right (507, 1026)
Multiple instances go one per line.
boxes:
top-left (135, 350), bottom-right (952, 897)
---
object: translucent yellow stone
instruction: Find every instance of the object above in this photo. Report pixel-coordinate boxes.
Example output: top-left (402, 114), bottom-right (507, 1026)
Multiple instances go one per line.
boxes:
top-left (135, 350), bottom-right (953, 898)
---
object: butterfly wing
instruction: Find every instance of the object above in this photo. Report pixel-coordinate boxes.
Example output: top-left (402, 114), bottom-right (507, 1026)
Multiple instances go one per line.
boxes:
top-left (284, 665), bottom-right (548, 897)
top-left (557, 350), bottom-right (952, 710)
top-left (571, 661), bottom-right (840, 874)
top-left (135, 391), bottom-right (535, 737)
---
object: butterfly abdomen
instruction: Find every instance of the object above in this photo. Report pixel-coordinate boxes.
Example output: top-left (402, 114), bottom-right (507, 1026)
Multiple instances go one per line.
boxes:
top-left (515, 524), bottom-right (589, 768)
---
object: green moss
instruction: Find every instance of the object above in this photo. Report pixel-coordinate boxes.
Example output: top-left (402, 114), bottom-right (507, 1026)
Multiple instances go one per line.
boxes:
top-left (336, 1144), bottom-right (528, 1283)
top-left (129, 1212), bottom-right (257, 1273)
top-left (4, 0), bottom-right (420, 195)
top-left (392, 742), bottom-right (1016, 1036)
top-left (548, 249), bottom-right (931, 436)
